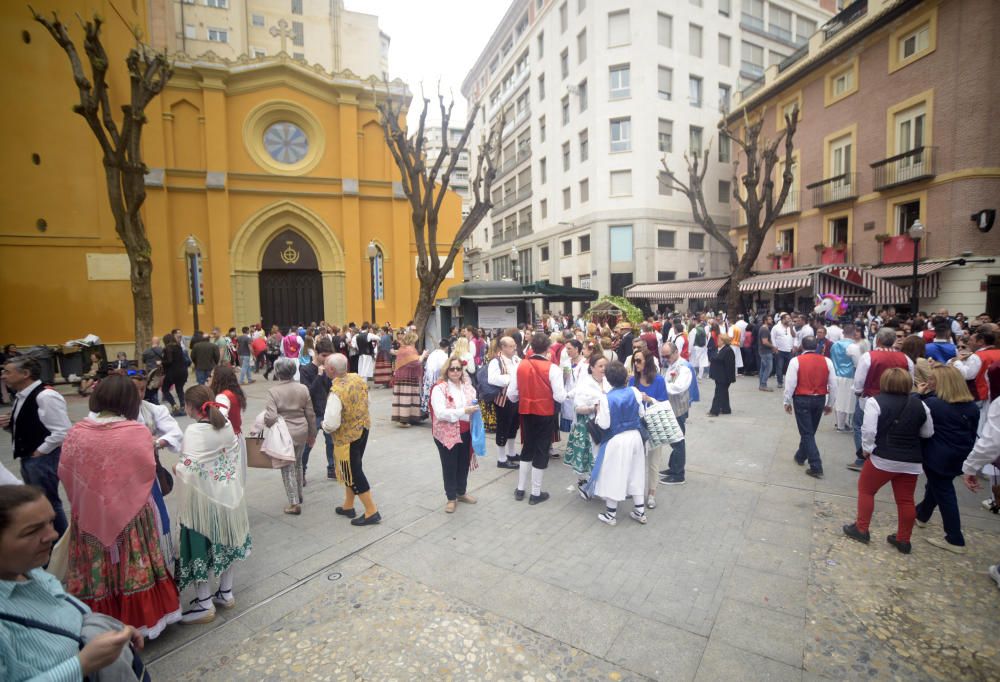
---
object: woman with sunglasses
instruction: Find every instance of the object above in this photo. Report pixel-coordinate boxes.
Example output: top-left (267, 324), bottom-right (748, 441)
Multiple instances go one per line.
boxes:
top-left (628, 349), bottom-right (669, 509)
top-left (429, 354), bottom-right (481, 513)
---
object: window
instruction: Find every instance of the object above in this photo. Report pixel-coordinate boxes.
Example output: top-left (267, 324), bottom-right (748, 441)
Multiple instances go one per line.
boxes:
top-left (291, 0), bottom-right (302, 14)
top-left (718, 133), bottom-right (730, 162)
top-left (833, 70), bottom-right (851, 95)
top-left (657, 229), bottom-right (676, 248)
top-left (658, 271), bottom-right (677, 281)
top-left (183, 24), bottom-right (196, 39)
top-left (562, 142), bottom-right (571, 171)
top-left (560, 49), bottom-right (569, 79)
top-left (829, 133), bottom-right (852, 178)
top-left (769, 6), bottom-right (792, 42)
top-left (718, 180), bottom-right (731, 203)
top-left (610, 117), bottom-right (631, 152)
top-left (560, 2), bottom-right (568, 33)
top-left (744, 0), bottom-right (764, 29)
top-left (292, 21), bottom-right (304, 47)
top-left (539, 157), bottom-right (547, 184)
top-left (690, 0), bottom-right (702, 6)
top-left (719, 0), bottom-right (731, 17)
top-left (689, 24), bottom-right (703, 58)
top-left (688, 272), bottom-right (703, 279)
top-left (579, 129), bottom-right (589, 161)
top-left (206, 0), bottom-right (228, 7)
top-left (563, 187), bottom-right (571, 209)
top-left (718, 34), bottom-right (731, 66)
top-left (538, 74), bottom-right (545, 101)
top-left (829, 216), bottom-right (849, 245)
top-left (689, 232), bottom-right (705, 250)
top-left (741, 41), bottom-right (764, 77)
top-left (826, 60), bottom-right (858, 104)
top-left (657, 66), bottom-right (672, 100)
top-left (540, 245), bottom-right (550, 261)
top-left (539, 116), bottom-right (546, 142)
top-left (292, 52), bottom-right (305, 61)
top-left (658, 118), bottom-right (673, 153)
top-left (577, 29), bottom-right (587, 63)
top-left (610, 170), bottom-right (632, 196)
top-left (718, 83), bottom-right (731, 111)
top-left (516, 91), bottom-right (529, 117)
top-left (540, 199), bottom-right (548, 219)
top-left (609, 64), bottom-right (630, 99)
top-left (894, 200), bottom-right (921, 235)
top-left (578, 79), bottom-right (588, 111)
top-left (579, 234), bottom-right (591, 252)
top-left (252, 14), bottom-right (265, 27)
top-left (562, 240), bottom-right (572, 256)
top-left (689, 76), bottom-right (703, 107)
top-left (207, 27), bottom-right (228, 43)
top-left (608, 10), bottom-right (630, 46)
top-left (890, 12), bottom-right (936, 72)
top-left (537, 32), bottom-right (544, 58)
top-left (795, 17), bottom-right (816, 45)
top-left (658, 171), bottom-right (673, 196)
top-left (894, 102), bottom-right (926, 156)
top-left (899, 22), bottom-right (930, 61)
top-left (252, 47), bottom-right (266, 58)
top-left (609, 225), bottom-right (633, 262)
top-left (578, 0), bottom-right (586, 13)
top-left (561, 96), bottom-right (570, 125)
top-left (689, 126), bottom-right (703, 153)
top-left (579, 178), bottom-right (589, 203)
top-left (657, 13), bottom-right (673, 47)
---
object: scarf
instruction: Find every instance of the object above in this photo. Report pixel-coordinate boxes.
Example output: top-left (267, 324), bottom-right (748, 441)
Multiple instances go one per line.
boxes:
top-left (395, 344), bottom-right (419, 368)
top-left (176, 422), bottom-right (249, 548)
top-left (58, 418), bottom-right (155, 548)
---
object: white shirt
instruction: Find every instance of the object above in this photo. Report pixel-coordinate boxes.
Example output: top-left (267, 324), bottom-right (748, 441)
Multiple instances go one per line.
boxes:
top-left (431, 381), bottom-right (472, 423)
top-left (826, 324), bottom-right (844, 342)
top-left (505, 359), bottom-right (568, 404)
top-left (952, 348), bottom-right (989, 383)
top-left (87, 400), bottom-right (183, 451)
top-left (861, 397), bottom-right (934, 474)
top-left (664, 359), bottom-right (692, 396)
top-left (321, 392), bottom-right (343, 433)
top-left (12, 380), bottom-right (71, 455)
top-left (487, 354), bottom-right (519, 388)
top-left (782, 353), bottom-right (837, 408)
top-left (793, 324), bottom-right (814, 350)
top-left (963, 398), bottom-right (1000, 475)
top-left (424, 349), bottom-right (449, 383)
top-left (771, 322), bottom-right (794, 352)
top-left (847, 340), bottom-right (868, 367)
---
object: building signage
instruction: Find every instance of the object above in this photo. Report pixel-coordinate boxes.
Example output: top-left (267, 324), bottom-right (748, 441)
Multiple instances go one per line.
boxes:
top-left (478, 305), bottom-right (517, 329)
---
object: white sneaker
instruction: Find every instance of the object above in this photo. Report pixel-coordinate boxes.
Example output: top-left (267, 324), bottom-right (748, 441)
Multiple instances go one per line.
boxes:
top-left (989, 565), bottom-right (1000, 589)
top-left (983, 499), bottom-right (998, 511)
top-left (647, 496), bottom-right (657, 510)
top-left (597, 512), bottom-right (617, 526)
top-left (629, 510), bottom-right (648, 525)
top-left (925, 536), bottom-right (966, 554)
top-left (181, 598), bottom-right (216, 624)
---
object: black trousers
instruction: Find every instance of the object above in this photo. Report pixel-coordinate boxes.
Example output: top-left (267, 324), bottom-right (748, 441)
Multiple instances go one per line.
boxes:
top-left (349, 354), bottom-right (359, 373)
top-left (347, 428), bottom-right (371, 494)
top-left (710, 381), bottom-right (732, 415)
top-left (495, 399), bottom-right (520, 447)
top-left (521, 413), bottom-right (554, 469)
top-left (435, 431), bottom-right (472, 500)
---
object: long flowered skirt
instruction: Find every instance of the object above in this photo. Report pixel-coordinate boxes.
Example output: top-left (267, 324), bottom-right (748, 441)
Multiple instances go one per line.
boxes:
top-left (563, 414), bottom-right (596, 476)
top-left (374, 352), bottom-right (393, 387)
top-left (481, 400), bottom-right (497, 433)
top-left (392, 361), bottom-right (425, 424)
top-left (176, 526), bottom-right (252, 590)
top-left (65, 503), bottom-right (181, 640)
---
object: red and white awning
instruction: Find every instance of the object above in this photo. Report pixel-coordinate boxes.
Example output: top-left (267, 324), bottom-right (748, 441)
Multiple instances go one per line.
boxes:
top-left (625, 277), bottom-right (729, 303)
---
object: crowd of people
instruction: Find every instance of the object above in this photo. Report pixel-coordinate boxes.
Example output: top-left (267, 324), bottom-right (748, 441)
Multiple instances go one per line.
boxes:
top-left (1, 303), bottom-right (999, 678)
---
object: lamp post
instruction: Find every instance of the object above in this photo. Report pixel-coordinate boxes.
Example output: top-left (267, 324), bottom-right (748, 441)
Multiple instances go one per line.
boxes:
top-left (774, 244), bottom-right (785, 270)
top-left (510, 245), bottom-right (521, 282)
top-left (908, 219), bottom-right (924, 313)
top-left (184, 236), bottom-right (200, 333)
top-left (697, 255), bottom-right (706, 277)
top-left (367, 240), bottom-right (378, 325)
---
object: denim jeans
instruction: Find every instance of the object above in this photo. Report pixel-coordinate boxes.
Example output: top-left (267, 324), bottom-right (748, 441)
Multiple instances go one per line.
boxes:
top-left (852, 398), bottom-right (865, 455)
top-left (666, 413), bottom-right (687, 479)
top-left (758, 353), bottom-right (773, 388)
top-left (775, 351), bottom-right (792, 386)
top-left (301, 416), bottom-right (334, 474)
top-left (195, 368), bottom-right (211, 385)
top-left (239, 355), bottom-right (253, 384)
top-left (20, 448), bottom-right (68, 538)
top-left (792, 395), bottom-right (826, 472)
top-left (915, 470), bottom-right (965, 546)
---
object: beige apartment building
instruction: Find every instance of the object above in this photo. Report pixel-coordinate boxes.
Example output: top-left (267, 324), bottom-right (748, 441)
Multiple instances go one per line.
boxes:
top-left (148, 0), bottom-right (389, 78)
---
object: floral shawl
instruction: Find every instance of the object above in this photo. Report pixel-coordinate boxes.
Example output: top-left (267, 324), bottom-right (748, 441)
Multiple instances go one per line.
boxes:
top-left (395, 344), bottom-right (420, 369)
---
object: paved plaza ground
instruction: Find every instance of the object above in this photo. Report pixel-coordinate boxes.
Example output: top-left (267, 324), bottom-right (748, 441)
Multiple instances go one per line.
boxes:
top-left (3, 372), bottom-right (998, 680)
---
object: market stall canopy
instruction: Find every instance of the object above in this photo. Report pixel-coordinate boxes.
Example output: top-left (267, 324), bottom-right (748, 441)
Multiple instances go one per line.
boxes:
top-left (625, 277), bottom-right (730, 303)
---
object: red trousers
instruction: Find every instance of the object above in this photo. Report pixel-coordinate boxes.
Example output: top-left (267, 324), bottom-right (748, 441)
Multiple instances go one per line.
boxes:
top-left (855, 458), bottom-right (918, 542)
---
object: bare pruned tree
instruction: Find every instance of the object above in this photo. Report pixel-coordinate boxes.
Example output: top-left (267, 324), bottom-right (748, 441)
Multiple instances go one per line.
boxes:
top-left (378, 85), bottom-right (503, 344)
top-left (32, 8), bottom-right (172, 357)
top-left (660, 107), bottom-right (798, 317)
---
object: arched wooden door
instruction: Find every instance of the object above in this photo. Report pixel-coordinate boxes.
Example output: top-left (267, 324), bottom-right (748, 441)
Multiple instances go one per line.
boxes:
top-left (258, 229), bottom-right (324, 330)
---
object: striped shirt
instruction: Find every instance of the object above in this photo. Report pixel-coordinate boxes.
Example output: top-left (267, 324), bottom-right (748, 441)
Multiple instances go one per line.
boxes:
top-left (0, 568), bottom-right (86, 682)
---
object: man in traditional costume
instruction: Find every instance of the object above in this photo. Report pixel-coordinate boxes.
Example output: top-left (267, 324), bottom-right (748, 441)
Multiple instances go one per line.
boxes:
top-left (487, 337), bottom-right (521, 469)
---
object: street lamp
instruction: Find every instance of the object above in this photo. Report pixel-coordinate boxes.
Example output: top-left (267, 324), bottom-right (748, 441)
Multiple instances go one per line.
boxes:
top-left (697, 255), bottom-right (706, 277)
top-left (184, 236), bottom-right (200, 333)
top-left (908, 219), bottom-right (925, 313)
top-left (367, 240), bottom-right (378, 325)
top-left (510, 244), bottom-right (521, 282)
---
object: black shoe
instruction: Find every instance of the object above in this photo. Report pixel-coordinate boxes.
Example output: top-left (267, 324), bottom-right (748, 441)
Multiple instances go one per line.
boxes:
top-left (335, 506), bottom-right (356, 518)
top-left (550, 452), bottom-right (561, 459)
top-left (327, 469), bottom-right (337, 479)
top-left (514, 489), bottom-right (525, 501)
top-left (528, 492), bottom-right (550, 505)
top-left (805, 468), bottom-right (823, 479)
top-left (350, 511), bottom-right (381, 526)
top-left (497, 460), bottom-right (519, 469)
top-left (887, 533), bottom-right (912, 554)
top-left (659, 469), bottom-right (670, 476)
top-left (659, 475), bottom-right (685, 485)
top-left (843, 523), bottom-right (870, 544)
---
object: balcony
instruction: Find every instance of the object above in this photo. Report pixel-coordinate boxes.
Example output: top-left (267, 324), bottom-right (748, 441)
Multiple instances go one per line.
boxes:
top-left (871, 146), bottom-right (936, 192)
top-left (491, 187), bottom-right (532, 215)
top-left (807, 173), bottom-right (859, 208)
top-left (880, 234), bottom-right (919, 265)
top-left (777, 190), bottom-right (801, 216)
top-left (741, 13), bottom-right (765, 32)
top-left (770, 253), bottom-right (794, 270)
top-left (822, 0), bottom-right (868, 42)
top-left (820, 245), bottom-right (848, 265)
top-left (494, 146), bottom-right (532, 183)
top-left (740, 60), bottom-right (764, 80)
top-left (778, 44), bottom-right (808, 73)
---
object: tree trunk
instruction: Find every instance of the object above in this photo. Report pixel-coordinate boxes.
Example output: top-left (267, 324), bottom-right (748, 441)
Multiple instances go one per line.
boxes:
top-left (411, 280), bottom-right (439, 351)
top-left (129, 244), bottom-right (154, 359)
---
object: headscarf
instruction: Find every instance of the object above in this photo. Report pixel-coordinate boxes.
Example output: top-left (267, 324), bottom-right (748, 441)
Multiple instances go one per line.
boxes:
top-left (58, 419), bottom-right (155, 548)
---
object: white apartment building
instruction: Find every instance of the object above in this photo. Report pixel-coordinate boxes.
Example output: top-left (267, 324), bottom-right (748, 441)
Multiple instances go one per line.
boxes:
top-left (149, 0), bottom-right (389, 78)
top-left (460, 0), bottom-right (832, 311)
top-left (424, 126), bottom-right (473, 220)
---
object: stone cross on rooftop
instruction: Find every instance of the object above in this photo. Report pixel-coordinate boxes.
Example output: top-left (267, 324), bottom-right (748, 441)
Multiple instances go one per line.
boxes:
top-left (269, 18), bottom-right (293, 55)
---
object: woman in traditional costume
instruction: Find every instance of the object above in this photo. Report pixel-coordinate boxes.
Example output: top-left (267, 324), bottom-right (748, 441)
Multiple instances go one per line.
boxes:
top-left (374, 326), bottom-right (394, 388)
top-left (565, 354), bottom-right (609, 485)
top-left (59, 375), bottom-right (181, 639)
top-left (174, 385), bottom-right (252, 624)
top-left (391, 331), bottom-right (426, 426)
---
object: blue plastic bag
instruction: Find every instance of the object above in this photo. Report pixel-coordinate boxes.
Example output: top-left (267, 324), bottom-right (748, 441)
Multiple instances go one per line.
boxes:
top-left (470, 409), bottom-right (487, 457)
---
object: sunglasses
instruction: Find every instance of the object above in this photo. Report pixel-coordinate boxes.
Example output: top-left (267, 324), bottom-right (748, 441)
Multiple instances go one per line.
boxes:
top-left (448, 366), bottom-right (463, 371)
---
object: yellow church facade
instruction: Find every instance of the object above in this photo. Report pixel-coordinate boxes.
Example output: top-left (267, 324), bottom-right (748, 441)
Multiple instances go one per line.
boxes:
top-left (1, 0), bottom-right (462, 347)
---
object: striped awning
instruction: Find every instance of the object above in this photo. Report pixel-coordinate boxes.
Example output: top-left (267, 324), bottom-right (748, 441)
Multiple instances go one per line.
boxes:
top-left (866, 260), bottom-right (956, 279)
top-left (738, 268), bottom-right (815, 292)
top-left (739, 265), bottom-right (872, 299)
top-left (857, 269), bottom-right (910, 305)
top-left (625, 276), bottom-right (729, 303)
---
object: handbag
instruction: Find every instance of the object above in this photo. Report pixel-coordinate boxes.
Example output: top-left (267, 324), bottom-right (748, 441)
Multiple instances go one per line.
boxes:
top-left (585, 415), bottom-right (608, 444)
top-left (153, 446), bottom-right (173, 496)
top-left (641, 401), bottom-right (685, 447)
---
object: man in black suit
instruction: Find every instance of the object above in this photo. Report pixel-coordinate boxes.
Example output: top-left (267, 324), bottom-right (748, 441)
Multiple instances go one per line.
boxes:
top-left (616, 323), bottom-right (635, 364)
top-left (709, 332), bottom-right (737, 416)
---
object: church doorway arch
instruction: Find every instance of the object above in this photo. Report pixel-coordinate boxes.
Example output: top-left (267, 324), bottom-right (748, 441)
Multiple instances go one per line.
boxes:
top-left (259, 229), bottom-right (323, 330)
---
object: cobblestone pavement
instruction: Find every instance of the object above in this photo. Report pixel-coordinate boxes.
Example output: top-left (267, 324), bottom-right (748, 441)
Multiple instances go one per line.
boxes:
top-left (3, 372), bottom-right (997, 680)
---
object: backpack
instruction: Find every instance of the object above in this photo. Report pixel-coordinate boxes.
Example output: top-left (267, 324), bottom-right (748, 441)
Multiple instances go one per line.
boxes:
top-left (282, 334), bottom-right (300, 358)
top-left (693, 326), bottom-right (707, 347)
top-left (476, 361), bottom-right (501, 402)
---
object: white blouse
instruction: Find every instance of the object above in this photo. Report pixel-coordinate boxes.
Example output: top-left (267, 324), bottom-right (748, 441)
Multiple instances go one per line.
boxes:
top-left (431, 381), bottom-right (472, 423)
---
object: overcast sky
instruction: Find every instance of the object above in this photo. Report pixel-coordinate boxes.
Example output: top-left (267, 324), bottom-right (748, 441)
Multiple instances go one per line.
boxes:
top-left (344, 0), bottom-right (511, 128)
